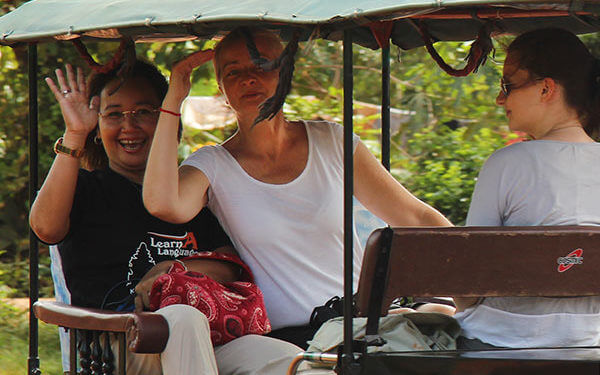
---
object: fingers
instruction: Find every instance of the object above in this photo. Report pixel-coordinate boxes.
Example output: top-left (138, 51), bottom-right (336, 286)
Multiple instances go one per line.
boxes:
top-left (55, 68), bottom-right (69, 94)
top-left (135, 285), bottom-right (151, 311)
top-left (89, 98), bottom-right (100, 128)
top-left (134, 284), bottom-right (146, 311)
top-left (188, 49), bottom-right (215, 65)
top-left (134, 295), bottom-right (144, 312)
top-left (65, 64), bottom-right (79, 94)
top-left (174, 49), bottom-right (215, 74)
top-left (142, 289), bottom-right (150, 309)
top-left (89, 96), bottom-right (100, 112)
top-left (77, 67), bottom-right (86, 94)
top-left (134, 280), bottom-right (152, 311)
top-left (45, 77), bottom-right (64, 102)
top-left (50, 65), bottom-right (87, 97)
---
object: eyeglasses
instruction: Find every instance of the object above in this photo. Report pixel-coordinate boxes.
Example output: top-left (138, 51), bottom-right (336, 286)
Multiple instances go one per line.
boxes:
top-left (98, 108), bottom-right (159, 125)
top-left (500, 77), bottom-right (544, 97)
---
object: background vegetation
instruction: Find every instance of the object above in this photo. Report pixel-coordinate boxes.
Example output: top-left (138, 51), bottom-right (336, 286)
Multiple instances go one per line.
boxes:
top-left (0, 294), bottom-right (61, 375)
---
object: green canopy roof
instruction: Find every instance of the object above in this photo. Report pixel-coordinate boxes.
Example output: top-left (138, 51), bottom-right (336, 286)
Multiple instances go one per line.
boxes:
top-left (1, 0), bottom-right (600, 49)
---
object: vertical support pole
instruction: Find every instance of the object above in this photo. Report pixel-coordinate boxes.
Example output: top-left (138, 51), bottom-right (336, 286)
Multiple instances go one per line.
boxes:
top-left (341, 29), bottom-right (355, 374)
top-left (381, 46), bottom-right (391, 171)
top-left (28, 42), bottom-right (41, 375)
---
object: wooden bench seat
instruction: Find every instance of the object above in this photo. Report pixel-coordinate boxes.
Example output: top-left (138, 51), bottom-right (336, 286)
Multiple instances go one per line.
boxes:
top-left (289, 225), bottom-right (600, 375)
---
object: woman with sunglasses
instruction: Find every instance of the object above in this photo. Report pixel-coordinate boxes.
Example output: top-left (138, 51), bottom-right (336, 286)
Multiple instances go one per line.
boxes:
top-left (454, 28), bottom-right (600, 349)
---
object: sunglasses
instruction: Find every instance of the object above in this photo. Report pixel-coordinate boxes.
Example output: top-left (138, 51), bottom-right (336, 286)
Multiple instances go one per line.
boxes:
top-left (500, 77), bottom-right (544, 97)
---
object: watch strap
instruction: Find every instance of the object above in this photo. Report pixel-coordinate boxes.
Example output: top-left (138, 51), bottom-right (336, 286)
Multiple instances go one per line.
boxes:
top-left (54, 137), bottom-right (84, 158)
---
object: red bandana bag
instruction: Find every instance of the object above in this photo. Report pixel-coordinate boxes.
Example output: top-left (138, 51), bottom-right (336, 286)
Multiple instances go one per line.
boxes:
top-left (148, 252), bottom-right (271, 346)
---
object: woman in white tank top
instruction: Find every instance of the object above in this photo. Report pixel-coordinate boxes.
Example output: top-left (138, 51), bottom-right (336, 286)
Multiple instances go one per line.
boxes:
top-left (142, 27), bottom-right (453, 349)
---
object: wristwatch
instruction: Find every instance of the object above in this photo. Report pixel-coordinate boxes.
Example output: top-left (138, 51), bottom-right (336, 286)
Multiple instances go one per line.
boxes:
top-left (53, 137), bottom-right (84, 158)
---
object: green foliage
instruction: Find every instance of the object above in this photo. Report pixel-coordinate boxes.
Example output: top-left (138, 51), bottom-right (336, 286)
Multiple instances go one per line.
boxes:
top-left (285, 93), bottom-right (343, 123)
top-left (0, 298), bottom-right (62, 375)
top-left (293, 39), bottom-right (508, 136)
top-left (398, 126), bottom-right (516, 225)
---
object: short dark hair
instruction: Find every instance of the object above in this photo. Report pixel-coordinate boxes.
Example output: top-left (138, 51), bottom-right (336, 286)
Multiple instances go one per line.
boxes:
top-left (81, 59), bottom-right (170, 170)
top-left (508, 28), bottom-right (600, 139)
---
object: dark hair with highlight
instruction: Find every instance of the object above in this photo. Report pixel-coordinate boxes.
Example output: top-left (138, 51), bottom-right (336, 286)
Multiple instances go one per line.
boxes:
top-left (81, 59), bottom-right (173, 170)
top-left (214, 27), bottom-right (300, 126)
top-left (213, 28), bottom-right (284, 83)
top-left (508, 28), bottom-right (600, 139)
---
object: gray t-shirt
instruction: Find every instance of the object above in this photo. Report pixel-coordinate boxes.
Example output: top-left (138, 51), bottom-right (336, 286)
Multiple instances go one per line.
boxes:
top-left (457, 140), bottom-right (600, 347)
top-left (467, 140), bottom-right (600, 227)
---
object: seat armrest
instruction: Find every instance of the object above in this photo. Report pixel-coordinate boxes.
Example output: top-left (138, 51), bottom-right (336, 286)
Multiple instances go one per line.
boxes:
top-left (33, 300), bottom-right (169, 353)
top-left (127, 312), bottom-right (169, 353)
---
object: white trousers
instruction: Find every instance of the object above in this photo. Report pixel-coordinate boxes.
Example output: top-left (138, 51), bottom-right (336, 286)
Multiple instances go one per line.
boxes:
top-left (120, 304), bottom-right (308, 375)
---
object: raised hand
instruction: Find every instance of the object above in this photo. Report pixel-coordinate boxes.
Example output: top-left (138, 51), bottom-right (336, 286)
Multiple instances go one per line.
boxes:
top-left (166, 49), bottom-right (215, 103)
top-left (45, 64), bottom-right (100, 142)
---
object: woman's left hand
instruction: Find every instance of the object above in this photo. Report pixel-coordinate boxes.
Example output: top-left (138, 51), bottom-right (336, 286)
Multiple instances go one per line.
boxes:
top-left (134, 260), bottom-right (175, 311)
top-left (166, 49), bottom-right (215, 104)
top-left (45, 64), bottom-right (100, 142)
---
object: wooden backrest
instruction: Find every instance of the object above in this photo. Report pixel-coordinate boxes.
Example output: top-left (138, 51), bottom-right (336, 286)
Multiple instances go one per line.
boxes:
top-left (356, 226), bottom-right (600, 317)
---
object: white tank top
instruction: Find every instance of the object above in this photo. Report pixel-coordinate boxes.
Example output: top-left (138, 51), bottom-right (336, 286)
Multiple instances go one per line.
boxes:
top-left (182, 120), bottom-right (363, 329)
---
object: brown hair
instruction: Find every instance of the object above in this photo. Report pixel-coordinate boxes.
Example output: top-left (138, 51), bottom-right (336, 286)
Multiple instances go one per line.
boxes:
top-left (81, 59), bottom-right (170, 170)
top-left (508, 28), bottom-right (600, 139)
top-left (213, 27), bottom-right (299, 126)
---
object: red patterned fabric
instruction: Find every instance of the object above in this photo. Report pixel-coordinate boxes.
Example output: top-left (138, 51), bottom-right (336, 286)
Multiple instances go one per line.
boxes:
top-left (148, 252), bottom-right (271, 346)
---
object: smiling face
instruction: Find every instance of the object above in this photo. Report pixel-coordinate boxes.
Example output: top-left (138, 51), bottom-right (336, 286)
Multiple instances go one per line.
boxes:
top-left (97, 77), bottom-right (161, 181)
top-left (215, 32), bottom-right (284, 123)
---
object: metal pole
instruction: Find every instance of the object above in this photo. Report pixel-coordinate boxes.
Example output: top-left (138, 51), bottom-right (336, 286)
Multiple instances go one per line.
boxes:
top-left (27, 43), bottom-right (41, 375)
top-left (381, 46), bottom-right (391, 171)
top-left (341, 29), bottom-right (355, 373)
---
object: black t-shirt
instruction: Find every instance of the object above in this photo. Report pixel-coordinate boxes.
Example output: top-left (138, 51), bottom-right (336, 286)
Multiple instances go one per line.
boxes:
top-left (57, 168), bottom-right (231, 310)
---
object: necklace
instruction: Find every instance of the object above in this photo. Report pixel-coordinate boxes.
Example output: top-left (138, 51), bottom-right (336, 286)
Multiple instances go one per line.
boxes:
top-left (540, 124), bottom-right (592, 142)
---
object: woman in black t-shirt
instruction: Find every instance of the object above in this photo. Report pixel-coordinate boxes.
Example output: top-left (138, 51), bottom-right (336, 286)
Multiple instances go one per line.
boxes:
top-left (31, 59), bottom-right (237, 310)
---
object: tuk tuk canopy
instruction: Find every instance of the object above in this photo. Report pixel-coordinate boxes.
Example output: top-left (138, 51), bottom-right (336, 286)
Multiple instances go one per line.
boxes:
top-left (1, 0), bottom-right (600, 49)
